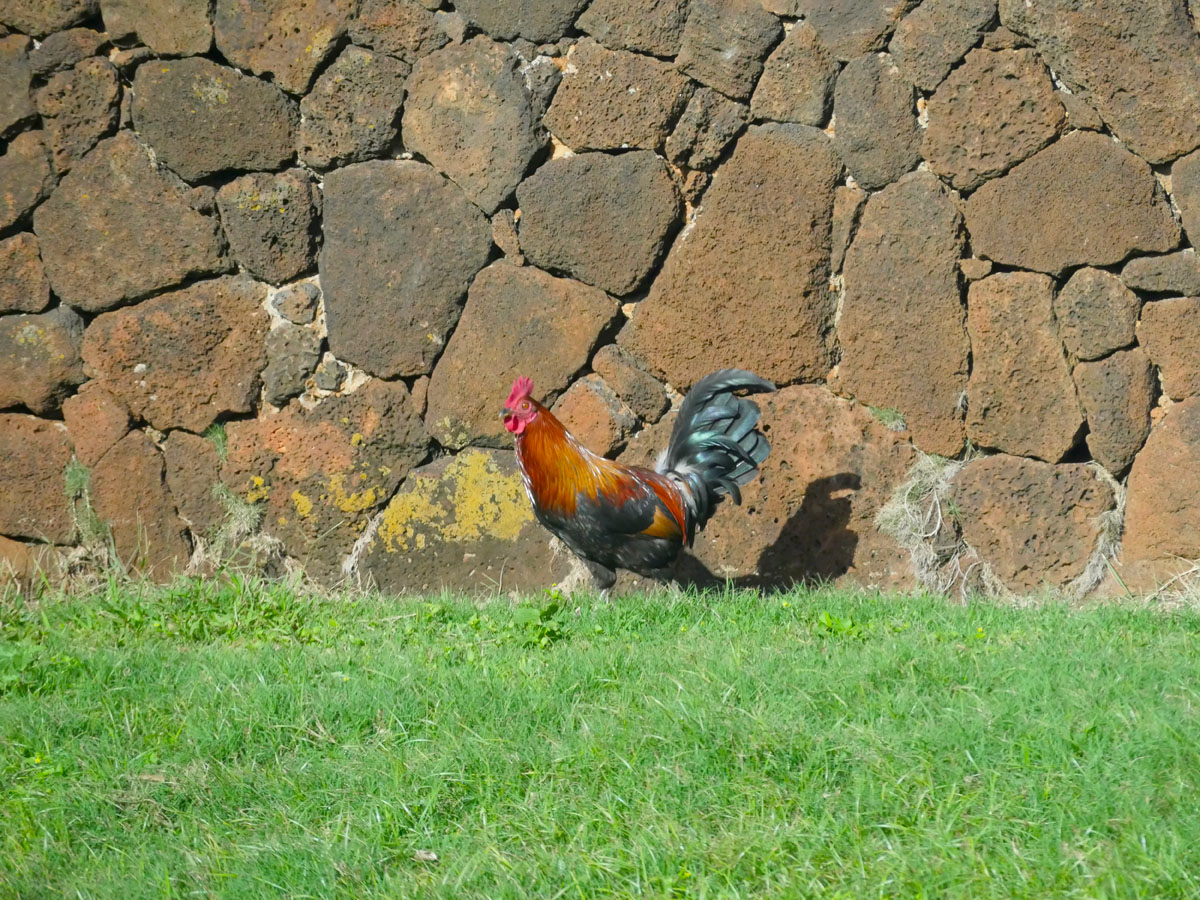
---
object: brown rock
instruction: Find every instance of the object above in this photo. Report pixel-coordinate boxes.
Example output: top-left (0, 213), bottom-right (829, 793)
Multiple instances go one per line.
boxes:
top-left (1058, 89), bottom-right (1105, 131)
top-left (1138, 298), bottom-right (1200, 400)
top-left (923, 49), bottom-right (1063, 192)
top-left (1073, 348), bottom-right (1154, 475)
top-left (453, 0), bottom-right (589, 43)
top-left (29, 28), bottom-right (109, 77)
top-left (0, 35), bottom-right (34, 136)
top-left (82, 275), bottom-right (269, 432)
top-left (0, 131), bottom-right (53, 232)
top-left (543, 39), bottom-right (692, 152)
top-left (402, 37), bottom-right (547, 213)
top-left (262, 323), bottom-right (322, 407)
top-left (656, 384), bottom-right (916, 589)
top-left (132, 57), bottom-right (296, 182)
top-left (999, 0), bottom-right (1200, 164)
top-left (35, 57), bottom-right (120, 174)
top-left (213, 0), bottom-right (355, 94)
top-left (61, 382), bottom-right (129, 467)
top-left (101, 0), bottom-right (211, 55)
top-left (839, 171), bottom-right (967, 456)
top-left (299, 45), bottom-right (409, 169)
top-left (966, 272), bottom-right (1084, 461)
top-left (677, 0), bottom-right (782, 100)
top-left (358, 447), bottom-right (572, 594)
top-left (491, 209), bottom-right (522, 263)
top-left (621, 124), bottom-right (841, 389)
top-left (216, 170), bottom-right (319, 285)
top-left (980, 25), bottom-right (1029, 50)
top-left (0, 414), bottom-right (74, 543)
top-left (665, 87), bottom-right (749, 171)
top-left (965, 132), bottom-right (1180, 274)
top-left (591, 344), bottom-right (670, 423)
top-left (162, 430), bottom-right (223, 538)
top-left (888, 0), bottom-right (996, 91)
top-left (1121, 251), bottom-right (1200, 296)
top-left (551, 374), bottom-right (637, 456)
top-left (517, 151), bottom-right (681, 296)
top-left (409, 374), bottom-right (429, 415)
top-left (272, 282), bottom-right (319, 325)
top-left (1053, 268), bottom-right (1140, 362)
top-left (349, 0), bottom-right (448, 63)
top-left (1, 0), bottom-right (97, 37)
top-left (426, 262), bottom-right (618, 448)
top-left (749, 23), bottom-right (838, 126)
top-left (1171, 148), bottom-right (1200, 245)
top-left (320, 160), bottom-right (492, 378)
top-left (0, 233), bottom-right (50, 314)
top-left (951, 454), bottom-right (1114, 594)
top-left (799, 0), bottom-right (916, 61)
top-left (0, 305), bottom-right (85, 415)
top-left (0, 535), bottom-right (64, 593)
top-left (959, 258), bottom-right (992, 281)
top-left (830, 184), bottom-right (867, 274)
top-left (576, 0), bottom-right (689, 57)
top-left (222, 379), bottom-right (429, 582)
top-left (33, 132), bottom-right (227, 311)
top-left (1118, 397), bottom-right (1200, 590)
top-left (832, 52), bottom-right (921, 191)
top-left (90, 430), bottom-right (190, 577)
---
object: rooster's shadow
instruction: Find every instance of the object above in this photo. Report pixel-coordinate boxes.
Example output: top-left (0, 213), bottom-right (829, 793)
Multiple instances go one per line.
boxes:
top-left (671, 472), bottom-right (861, 592)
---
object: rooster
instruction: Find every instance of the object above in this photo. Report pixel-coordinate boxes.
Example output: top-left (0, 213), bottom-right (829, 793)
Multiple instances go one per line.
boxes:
top-left (502, 369), bottom-right (775, 592)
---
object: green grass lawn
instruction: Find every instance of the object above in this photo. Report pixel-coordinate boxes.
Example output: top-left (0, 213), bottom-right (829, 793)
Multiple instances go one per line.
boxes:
top-left (2, 578), bottom-right (1199, 899)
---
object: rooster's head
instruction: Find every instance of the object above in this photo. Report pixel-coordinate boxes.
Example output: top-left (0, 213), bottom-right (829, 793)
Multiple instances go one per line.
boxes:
top-left (501, 375), bottom-right (538, 435)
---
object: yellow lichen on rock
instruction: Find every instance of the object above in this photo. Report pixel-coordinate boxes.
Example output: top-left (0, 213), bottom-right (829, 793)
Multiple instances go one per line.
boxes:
top-left (291, 490), bottom-right (313, 518)
top-left (327, 471), bottom-right (379, 514)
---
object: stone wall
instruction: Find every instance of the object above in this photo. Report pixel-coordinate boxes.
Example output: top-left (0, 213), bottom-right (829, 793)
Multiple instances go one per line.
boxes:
top-left (2, 0), bottom-right (1198, 597)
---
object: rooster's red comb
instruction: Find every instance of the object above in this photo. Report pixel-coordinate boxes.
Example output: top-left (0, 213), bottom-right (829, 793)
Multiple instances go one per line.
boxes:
top-left (506, 376), bottom-right (534, 408)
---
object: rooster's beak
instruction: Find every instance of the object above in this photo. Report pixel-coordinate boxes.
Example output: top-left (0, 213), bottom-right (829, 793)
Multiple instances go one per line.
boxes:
top-left (500, 408), bottom-right (511, 419)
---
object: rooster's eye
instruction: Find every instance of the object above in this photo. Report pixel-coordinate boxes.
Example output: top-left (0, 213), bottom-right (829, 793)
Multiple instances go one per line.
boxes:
top-left (520, 400), bottom-right (530, 411)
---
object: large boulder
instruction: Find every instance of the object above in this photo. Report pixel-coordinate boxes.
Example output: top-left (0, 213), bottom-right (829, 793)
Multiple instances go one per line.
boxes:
top-left (1073, 348), bottom-right (1154, 476)
top-left (839, 171), bottom-right (967, 457)
top-left (591, 344), bottom-right (670, 424)
top-left (799, 0), bottom-right (916, 61)
top-left (0, 233), bottom-right (50, 314)
top-left (35, 57), bottom-right (120, 174)
top-left (81, 275), bottom-right (269, 432)
top-left (1, 0), bottom-right (97, 37)
top-left (1137, 298), bottom-right (1200, 400)
top-left (61, 382), bottom-right (130, 468)
top-left (629, 384), bottom-right (917, 589)
top-left (320, 160), bottom-right (492, 378)
top-left (348, 0), bottom-right (448, 63)
top-left (452, 0), bottom-right (589, 42)
top-left (517, 151), bottom-right (681, 297)
top-left (1118, 398), bottom-right (1200, 591)
top-left (964, 132), bottom-right (1179, 274)
top-left (299, 45), bottom-right (410, 169)
top-left (665, 87), bottom-right (749, 171)
top-left (966, 272), bottom-right (1083, 461)
top-left (222, 379), bottom-right (429, 582)
top-left (0, 305), bottom-right (85, 415)
top-left (0, 35), bottom-right (35, 136)
top-left (620, 124), bottom-right (842, 389)
top-left (1053, 268), bottom-right (1140, 362)
top-left (33, 132), bottom-right (227, 311)
top-left (951, 454), bottom-right (1114, 594)
top-left (543, 39), bottom-right (692, 152)
top-left (888, 0), bottom-right (996, 91)
top-left (1121, 251), bottom-right (1200, 297)
top-left (358, 447), bottom-right (572, 594)
top-left (29, 28), bottom-right (110, 77)
top-left (90, 430), bottom-right (191, 577)
top-left (832, 52), bottom-right (922, 191)
top-left (676, 0), bottom-right (782, 100)
top-left (0, 414), bottom-right (73, 543)
top-left (749, 23), bottom-right (838, 126)
top-left (215, 170), bottom-right (319, 285)
top-left (999, 0), bottom-right (1200, 164)
top-left (922, 49), bottom-right (1063, 192)
top-left (213, 0), bottom-right (356, 94)
top-left (132, 57), bottom-right (296, 182)
top-left (576, 0), bottom-right (689, 56)
top-left (162, 430), bottom-right (223, 539)
top-left (426, 261), bottom-right (618, 448)
top-left (402, 37), bottom-right (547, 213)
top-left (0, 131), bottom-right (53, 232)
top-left (101, 0), bottom-right (213, 55)
top-left (550, 374), bottom-right (637, 457)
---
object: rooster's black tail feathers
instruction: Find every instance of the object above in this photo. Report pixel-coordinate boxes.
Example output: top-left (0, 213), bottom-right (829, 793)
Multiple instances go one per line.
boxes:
top-left (660, 369), bottom-right (775, 540)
